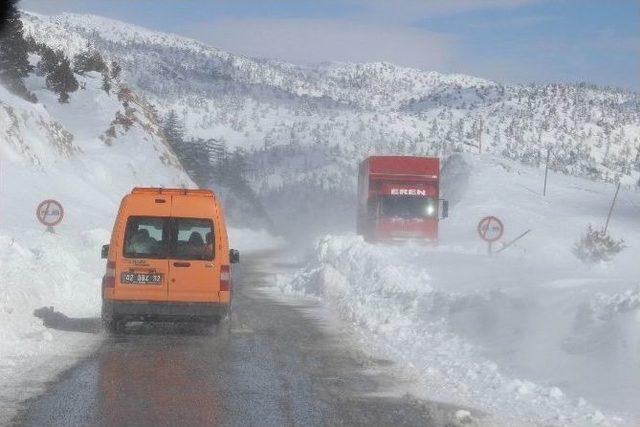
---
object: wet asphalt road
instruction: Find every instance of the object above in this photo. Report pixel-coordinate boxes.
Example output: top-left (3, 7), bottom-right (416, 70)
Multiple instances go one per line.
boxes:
top-left (11, 254), bottom-right (475, 427)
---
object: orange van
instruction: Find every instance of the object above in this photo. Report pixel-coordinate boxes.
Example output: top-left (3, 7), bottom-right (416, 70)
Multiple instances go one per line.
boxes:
top-left (100, 187), bottom-right (239, 332)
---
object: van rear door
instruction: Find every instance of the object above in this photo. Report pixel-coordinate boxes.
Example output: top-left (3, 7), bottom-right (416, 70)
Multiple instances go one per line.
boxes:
top-left (115, 214), bottom-right (170, 301)
top-left (168, 195), bottom-right (219, 302)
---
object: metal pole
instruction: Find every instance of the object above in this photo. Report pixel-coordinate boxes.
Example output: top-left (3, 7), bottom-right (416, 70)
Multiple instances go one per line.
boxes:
top-left (543, 148), bottom-right (551, 196)
top-left (603, 182), bottom-right (621, 234)
top-left (495, 229), bottom-right (532, 253)
top-left (478, 118), bottom-right (483, 155)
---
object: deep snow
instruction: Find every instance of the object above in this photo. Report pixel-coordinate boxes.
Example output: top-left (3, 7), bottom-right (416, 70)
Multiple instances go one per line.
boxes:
top-left (278, 154), bottom-right (640, 426)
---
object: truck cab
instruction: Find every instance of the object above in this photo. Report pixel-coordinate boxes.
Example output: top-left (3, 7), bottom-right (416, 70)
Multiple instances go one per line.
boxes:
top-left (357, 156), bottom-right (448, 241)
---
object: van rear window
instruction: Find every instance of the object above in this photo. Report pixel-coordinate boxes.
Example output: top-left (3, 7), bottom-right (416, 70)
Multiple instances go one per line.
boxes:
top-left (123, 217), bottom-right (214, 260)
top-left (174, 218), bottom-right (214, 261)
top-left (123, 216), bottom-right (169, 259)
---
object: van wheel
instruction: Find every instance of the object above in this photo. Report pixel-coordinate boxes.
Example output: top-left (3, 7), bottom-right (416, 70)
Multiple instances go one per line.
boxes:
top-left (104, 318), bottom-right (125, 334)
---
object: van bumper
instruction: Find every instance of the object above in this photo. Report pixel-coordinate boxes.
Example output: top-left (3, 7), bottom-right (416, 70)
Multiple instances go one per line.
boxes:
top-left (102, 300), bottom-right (229, 322)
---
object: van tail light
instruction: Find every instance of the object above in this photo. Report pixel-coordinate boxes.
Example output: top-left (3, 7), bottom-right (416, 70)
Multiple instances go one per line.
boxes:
top-left (220, 265), bottom-right (231, 291)
top-left (102, 261), bottom-right (116, 289)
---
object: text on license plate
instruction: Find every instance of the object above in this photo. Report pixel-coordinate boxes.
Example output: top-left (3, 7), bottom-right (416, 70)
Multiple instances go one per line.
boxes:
top-left (120, 272), bottom-right (163, 284)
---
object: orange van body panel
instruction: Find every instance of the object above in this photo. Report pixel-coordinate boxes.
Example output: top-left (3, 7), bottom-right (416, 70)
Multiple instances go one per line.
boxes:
top-left (168, 193), bottom-right (226, 303)
top-left (103, 188), bottom-right (231, 309)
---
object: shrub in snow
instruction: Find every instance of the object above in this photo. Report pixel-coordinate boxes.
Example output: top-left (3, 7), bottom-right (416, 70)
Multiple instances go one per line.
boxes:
top-left (73, 50), bottom-right (107, 75)
top-left (110, 61), bottom-right (122, 80)
top-left (573, 224), bottom-right (625, 263)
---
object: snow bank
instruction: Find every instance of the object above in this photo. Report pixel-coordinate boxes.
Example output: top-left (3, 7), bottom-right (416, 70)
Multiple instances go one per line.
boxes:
top-left (278, 155), bottom-right (640, 426)
top-left (279, 236), bottom-right (629, 426)
top-left (0, 231), bottom-right (104, 423)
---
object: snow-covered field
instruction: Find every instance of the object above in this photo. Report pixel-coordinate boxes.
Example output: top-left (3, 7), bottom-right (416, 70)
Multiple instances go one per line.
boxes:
top-left (278, 154), bottom-right (640, 426)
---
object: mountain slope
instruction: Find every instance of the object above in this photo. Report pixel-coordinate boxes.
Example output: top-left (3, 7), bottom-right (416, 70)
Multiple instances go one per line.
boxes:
top-left (19, 11), bottom-right (640, 237)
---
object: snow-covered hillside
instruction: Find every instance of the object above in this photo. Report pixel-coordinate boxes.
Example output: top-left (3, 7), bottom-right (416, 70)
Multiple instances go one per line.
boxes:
top-left (0, 44), bottom-right (194, 419)
top-left (279, 154), bottom-right (640, 426)
top-left (20, 11), bottom-right (640, 236)
top-left (0, 66), bottom-right (282, 421)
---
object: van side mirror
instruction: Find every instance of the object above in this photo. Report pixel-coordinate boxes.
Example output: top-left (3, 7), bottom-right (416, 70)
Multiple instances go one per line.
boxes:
top-left (229, 249), bottom-right (240, 264)
top-left (440, 200), bottom-right (449, 219)
top-left (101, 244), bottom-right (110, 259)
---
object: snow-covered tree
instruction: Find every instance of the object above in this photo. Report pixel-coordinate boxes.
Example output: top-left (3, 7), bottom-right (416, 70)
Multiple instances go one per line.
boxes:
top-left (163, 110), bottom-right (185, 146)
top-left (0, 0), bottom-right (36, 102)
top-left (73, 49), bottom-right (108, 74)
top-left (44, 52), bottom-right (78, 103)
top-left (573, 224), bottom-right (626, 264)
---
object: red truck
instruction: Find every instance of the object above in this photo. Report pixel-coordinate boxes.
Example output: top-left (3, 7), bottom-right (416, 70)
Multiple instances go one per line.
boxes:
top-left (357, 156), bottom-right (448, 241)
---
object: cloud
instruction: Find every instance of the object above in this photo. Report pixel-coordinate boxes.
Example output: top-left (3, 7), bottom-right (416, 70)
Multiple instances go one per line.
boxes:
top-left (352, 0), bottom-right (543, 21)
top-left (467, 14), bottom-right (556, 29)
top-left (183, 18), bottom-right (459, 71)
top-left (20, 0), bottom-right (94, 15)
top-left (589, 29), bottom-right (640, 55)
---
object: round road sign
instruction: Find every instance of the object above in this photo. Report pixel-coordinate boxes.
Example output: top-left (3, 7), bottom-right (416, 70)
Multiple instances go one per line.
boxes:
top-left (477, 216), bottom-right (504, 242)
top-left (36, 199), bottom-right (64, 227)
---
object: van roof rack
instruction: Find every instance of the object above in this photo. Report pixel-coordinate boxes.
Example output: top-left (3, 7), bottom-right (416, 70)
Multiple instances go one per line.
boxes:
top-left (131, 187), bottom-right (214, 197)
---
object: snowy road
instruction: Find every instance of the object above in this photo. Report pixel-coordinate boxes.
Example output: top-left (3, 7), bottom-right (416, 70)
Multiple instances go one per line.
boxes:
top-left (11, 253), bottom-right (480, 427)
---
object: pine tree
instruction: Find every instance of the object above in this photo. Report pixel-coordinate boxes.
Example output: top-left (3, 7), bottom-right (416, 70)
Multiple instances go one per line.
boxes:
top-left (102, 73), bottom-right (112, 94)
top-left (44, 52), bottom-right (79, 103)
top-left (111, 61), bottom-right (122, 80)
top-left (188, 138), bottom-right (215, 185)
top-left (163, 110), bottom-right (185, 146)
top-left (73, 49), bottom-right (107, 74)
top-left (0, 0), bottom-right (37, 102)
top-left (35, 44), bottom-right (56, 76)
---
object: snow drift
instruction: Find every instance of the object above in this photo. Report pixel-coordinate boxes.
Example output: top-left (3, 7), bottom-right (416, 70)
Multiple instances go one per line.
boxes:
top-left (278, 154), bottom-right (640, 426)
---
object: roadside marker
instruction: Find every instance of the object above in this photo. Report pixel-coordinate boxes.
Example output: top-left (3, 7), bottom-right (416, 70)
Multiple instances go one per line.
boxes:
top-left (477, 216), bottom-right (504, 255)
top-left (36, 199), bottom-right (64, 233)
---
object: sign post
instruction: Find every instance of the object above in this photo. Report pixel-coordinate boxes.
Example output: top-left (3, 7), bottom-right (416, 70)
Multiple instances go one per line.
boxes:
top-left (477, 216), bottom-right (504, 255)
top-left (543, 148), bottom-right (551, 196)
top-left (603, 182), bottom-right (621, 234)
top-left (36, 199), bottom-right (64, 233)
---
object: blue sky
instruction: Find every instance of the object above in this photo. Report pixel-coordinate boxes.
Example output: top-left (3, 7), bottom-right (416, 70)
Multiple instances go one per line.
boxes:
top-left (21, 0), bottom-right (640, 90)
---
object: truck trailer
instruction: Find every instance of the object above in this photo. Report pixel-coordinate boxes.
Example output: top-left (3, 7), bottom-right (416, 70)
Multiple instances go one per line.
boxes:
top-left (357, 156), bottom-right (448, 241)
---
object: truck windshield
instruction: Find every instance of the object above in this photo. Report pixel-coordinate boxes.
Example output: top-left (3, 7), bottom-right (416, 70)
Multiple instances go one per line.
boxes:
top-left (379, 196), bottom-right (437, 219)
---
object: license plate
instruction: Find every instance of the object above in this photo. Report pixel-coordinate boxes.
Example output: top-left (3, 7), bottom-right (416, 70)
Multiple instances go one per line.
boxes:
top-left (120, 272), bottom-right (163, 285)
